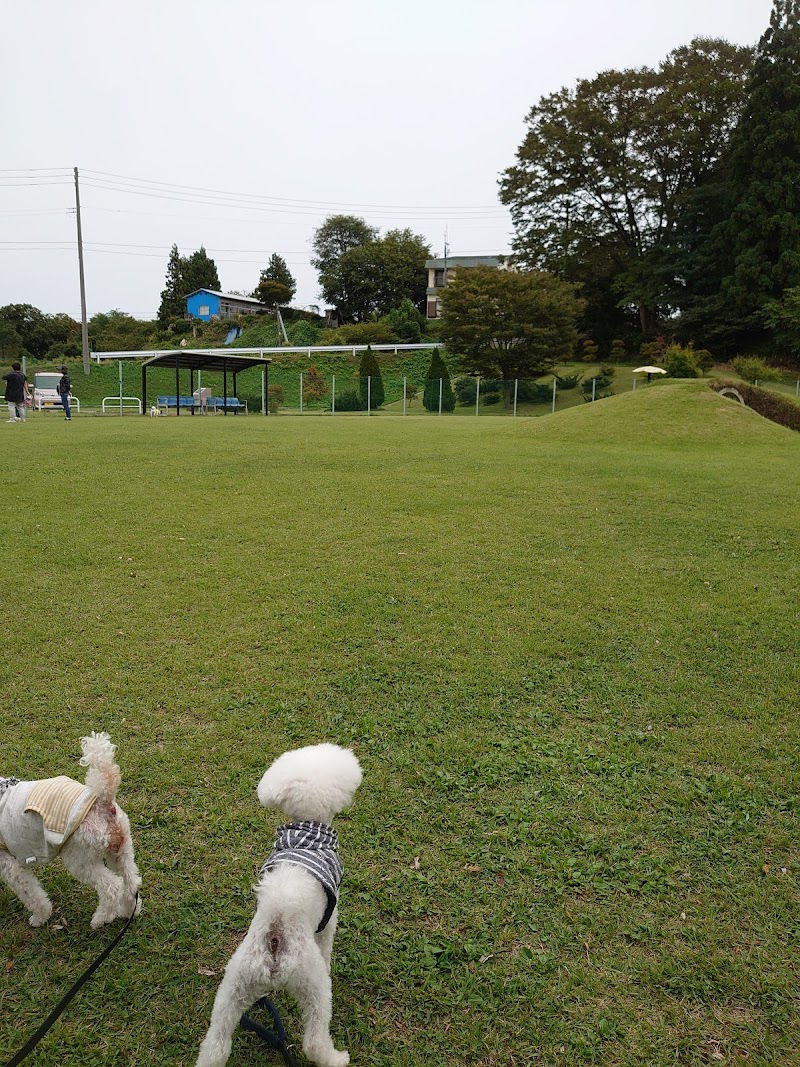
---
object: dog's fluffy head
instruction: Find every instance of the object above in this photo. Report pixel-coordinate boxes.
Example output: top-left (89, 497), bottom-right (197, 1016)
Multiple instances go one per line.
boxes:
top-left (257, 743), bottom-right (362, 824)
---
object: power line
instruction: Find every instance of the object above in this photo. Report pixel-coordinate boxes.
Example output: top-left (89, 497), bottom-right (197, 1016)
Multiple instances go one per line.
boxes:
top-left (80, 167), bottom-right (504, 213)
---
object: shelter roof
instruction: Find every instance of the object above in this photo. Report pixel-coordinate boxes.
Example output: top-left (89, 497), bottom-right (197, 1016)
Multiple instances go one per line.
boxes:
top-left (185, 289), bottom-right (263, 305)
top-left (141, 349), bottom-right (272, 374)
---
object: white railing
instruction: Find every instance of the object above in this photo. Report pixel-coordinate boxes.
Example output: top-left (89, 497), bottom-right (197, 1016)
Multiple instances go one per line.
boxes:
top-left (102, 396), bottom-right (143, 415)
top-left (91, 343), bottom-right (442, 361)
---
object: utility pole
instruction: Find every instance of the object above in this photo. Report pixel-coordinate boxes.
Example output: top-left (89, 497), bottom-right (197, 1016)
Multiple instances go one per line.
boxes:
top-left (74, 167), bottom-right (90, 374)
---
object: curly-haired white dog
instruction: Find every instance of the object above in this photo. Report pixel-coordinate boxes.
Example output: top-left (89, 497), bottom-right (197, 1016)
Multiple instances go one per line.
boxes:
top-left (197, 743), bottom-right (363, 1067)
top-left (0, 732), bottom-right (141, 929)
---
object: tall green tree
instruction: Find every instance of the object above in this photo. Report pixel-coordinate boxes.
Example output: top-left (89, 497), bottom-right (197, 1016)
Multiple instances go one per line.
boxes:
top-left (499, 39), bottom-right (753, 337)
top-left (423, 349), bottom-right (455, 412)
top-left (311, 215), bottom-right (378, 316)
top-left (158, 244), bottom-right (184, 326)
top-left (715, 0), bottom-right (800, 355)
top-left (358, 345), bottom-right (384, 409)
top-left (254, 254), bottom-right (296, 305)
top-left (438, 267), bottom-right (584, 400)
top-left (181, 246), bottom-right (221, 297)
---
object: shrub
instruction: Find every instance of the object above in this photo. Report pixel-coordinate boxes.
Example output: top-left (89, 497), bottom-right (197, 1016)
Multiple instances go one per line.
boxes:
top-left (710, 380), bottom-right (800, 431)
top-left (482, 391), bottom-right (502, 405)
top-left (732, 355), bottom-right (775, 383)
top-left (319, 322), bottom-right (397, 346)
top-left (599, 363), bottom-right (616, 378)
top-left (423, 350), bottom-right (455, 412)
top-left (581, 376), bottom-right (613, 394)
top-left (267, 384), bottom-right (284, 414)
top-left (303, 364), bottom-right (328, 403)
top-left (556, 372), bottom-right (583, 389)
top-left (609, 339), bottom-right (626, 362)
top-left (516, 380), bottom-right (552, 403)
top-left (359, 345), bottom-right (384, 408)
top-left (664, 346), bottom-right (701, 378)
top-left (333, 389), bottom-right (365, 411)
top-left (454, 376), bottom-right (477, 405)
top-left (581, 339), bottom-right (599, 362)
top-left (382, 298), bottom-right (426, 344)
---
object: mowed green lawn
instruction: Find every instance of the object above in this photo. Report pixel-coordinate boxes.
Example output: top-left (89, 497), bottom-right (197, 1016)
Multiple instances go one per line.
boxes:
top-left (0, 383), bottom-right (798, 1066)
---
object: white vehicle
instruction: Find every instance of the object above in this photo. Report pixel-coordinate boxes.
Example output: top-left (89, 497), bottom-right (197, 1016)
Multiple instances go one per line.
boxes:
top-left (32, 371), bottom-right (80, 413)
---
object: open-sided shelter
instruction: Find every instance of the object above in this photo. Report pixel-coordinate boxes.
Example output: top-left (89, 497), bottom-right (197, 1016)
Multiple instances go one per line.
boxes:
top-left (140, 349), bottom-right (272, 415)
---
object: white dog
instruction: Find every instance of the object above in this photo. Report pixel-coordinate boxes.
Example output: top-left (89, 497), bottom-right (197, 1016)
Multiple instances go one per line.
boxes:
top-left (149, 405), bottom-right (160, 417)
top-left (0, 733), bottom-right (142, 929)
top-left (197, 743), bottom-right (363, 1067)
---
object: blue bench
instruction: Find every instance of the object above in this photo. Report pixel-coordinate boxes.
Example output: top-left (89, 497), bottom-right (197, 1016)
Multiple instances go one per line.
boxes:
top-left (156, 395), bottom-right (248, 414)
top-left (208, 397), bottom-right (248, 414)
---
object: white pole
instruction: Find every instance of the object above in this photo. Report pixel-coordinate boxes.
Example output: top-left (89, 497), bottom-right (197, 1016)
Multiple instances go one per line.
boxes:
top-left (367, 375), bottom-right (371, 415)
top-left (592, 378), bottom-right (597, 402)
top-left (300, 373), bottom-right (303, 415)
top-left (438, 378), bottom-right (442, 415)
top-left (632, 376), bottom-right (637, 391)
top-left (403, 377), bottom-right (407, 416)
top-left (513, 379), bottom-right (518, 417)
top-left (261, 367), bottom-right (266, 414)
top-left (796, 379), bottom-right (799, 397)
top-left (476, 377), bottom-right (480, 416)
top-left (551, 376), bottom-right (557, 413)
top-left (332, 375), bottom-right (336, 415)
top-left (119, 360), bottom-right (123, 415)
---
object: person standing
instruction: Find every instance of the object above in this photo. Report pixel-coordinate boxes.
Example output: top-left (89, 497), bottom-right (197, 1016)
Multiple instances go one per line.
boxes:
top-left (3, 361), bottom-right (28, 423)
top-left (58, 365), bottom-right (72, 421)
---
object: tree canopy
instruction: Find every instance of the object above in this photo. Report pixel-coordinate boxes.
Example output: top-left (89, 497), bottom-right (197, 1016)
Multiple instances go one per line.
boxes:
top-left (254, 254), bottom-right (296, 306)
top-left (499, 38), bottom-right (753, 338)
top-left (157, 245), bottom-right (221, 326)
top-left (438, 266), bottom-right (584, 385)
top-left (311, 215), bottom-right (430, 322)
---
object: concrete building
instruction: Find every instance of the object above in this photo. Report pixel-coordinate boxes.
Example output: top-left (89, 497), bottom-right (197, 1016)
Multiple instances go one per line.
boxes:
top-left (424, 255), bottom-right (508, 319)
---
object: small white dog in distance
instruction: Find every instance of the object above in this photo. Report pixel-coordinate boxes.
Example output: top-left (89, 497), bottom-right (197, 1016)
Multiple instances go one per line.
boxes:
top-left (0, 733), bottom-right (142, 929)
top-left (197, 743), bottom-right (363, 1067)
top-left (149, 405), bottom-right (160, 417)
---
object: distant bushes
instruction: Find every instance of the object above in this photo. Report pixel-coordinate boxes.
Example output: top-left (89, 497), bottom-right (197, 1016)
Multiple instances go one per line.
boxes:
top-left (710, 380), bottom-right (800, 431)
top-left (731, 355), bottom-right (776, 383)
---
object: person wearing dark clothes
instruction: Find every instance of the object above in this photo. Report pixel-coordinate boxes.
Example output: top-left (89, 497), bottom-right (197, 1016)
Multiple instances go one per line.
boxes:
top-left (58, 366), bottom-right (72, 420)
top-left (3, 361), bottom-right (28, 423)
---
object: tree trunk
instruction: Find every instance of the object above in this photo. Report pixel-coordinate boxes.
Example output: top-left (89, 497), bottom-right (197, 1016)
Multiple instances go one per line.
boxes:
top-left (639, 304), bottom-right (657, 334)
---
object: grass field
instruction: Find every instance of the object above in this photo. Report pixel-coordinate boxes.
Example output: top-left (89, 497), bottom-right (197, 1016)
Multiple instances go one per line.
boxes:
top-left (1, 383), bottom-right (798, 1066)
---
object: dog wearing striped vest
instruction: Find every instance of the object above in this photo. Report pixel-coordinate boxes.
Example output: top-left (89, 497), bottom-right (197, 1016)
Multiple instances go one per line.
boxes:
top-left (0, 733), bottom-right (141, 928)
top-left (197, 743), bottom-right (363, 1067)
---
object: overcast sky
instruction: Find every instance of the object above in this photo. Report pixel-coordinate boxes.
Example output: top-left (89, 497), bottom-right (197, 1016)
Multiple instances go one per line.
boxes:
top-left (2, 0), bottom-right (772, 322)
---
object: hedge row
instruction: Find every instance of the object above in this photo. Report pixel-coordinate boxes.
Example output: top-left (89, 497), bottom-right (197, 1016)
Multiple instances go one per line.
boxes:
top-left (710, 379), bottom-right (800, 432)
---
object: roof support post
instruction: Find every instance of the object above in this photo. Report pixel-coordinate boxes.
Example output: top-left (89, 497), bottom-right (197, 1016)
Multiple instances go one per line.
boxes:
top-left (141, 362), bottom-right (147, 415)
top-left (223, 366), bottom-right (228, 415)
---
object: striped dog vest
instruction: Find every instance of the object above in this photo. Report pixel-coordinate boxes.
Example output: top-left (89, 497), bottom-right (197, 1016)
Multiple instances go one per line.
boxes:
top-left (260, 820), bottom-right (343, 933)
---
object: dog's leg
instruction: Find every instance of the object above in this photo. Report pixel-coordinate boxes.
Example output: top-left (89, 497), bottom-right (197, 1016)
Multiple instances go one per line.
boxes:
top-left (315, 907), bottom-right (337, 971)
top-left (104, 810), bottom-right (142, 918)
top-left (59, 841), bottom-right (124, 928)
top-left (197, 928), bottom-right (268, 1067)
top-left (286, 940), bottom-right (349, 1067)
top-left (0, 850), bottom-right (53, 927)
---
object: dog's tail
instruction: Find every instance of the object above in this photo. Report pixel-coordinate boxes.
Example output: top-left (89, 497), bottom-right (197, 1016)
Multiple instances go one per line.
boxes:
top-left (79, 732), bottom-right (122, 803)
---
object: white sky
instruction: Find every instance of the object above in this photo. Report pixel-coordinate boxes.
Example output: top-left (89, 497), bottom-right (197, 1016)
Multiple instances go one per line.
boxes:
top-left (1, 0), bottom-right (772, 320)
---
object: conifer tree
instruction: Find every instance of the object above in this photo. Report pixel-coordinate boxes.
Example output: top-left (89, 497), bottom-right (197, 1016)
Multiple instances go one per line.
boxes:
top-left (358, 345), bottom-right (384, 409)
top-left (423, 349), bottom-right (455, 412)
top-left (718, 0), bottom-right (800, 350)
top-left (158, 244), bottom-right (184, 326)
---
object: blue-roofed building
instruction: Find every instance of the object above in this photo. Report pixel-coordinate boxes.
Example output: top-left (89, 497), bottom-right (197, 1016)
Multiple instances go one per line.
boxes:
top-left (186, 289), bottom-right (264, 321)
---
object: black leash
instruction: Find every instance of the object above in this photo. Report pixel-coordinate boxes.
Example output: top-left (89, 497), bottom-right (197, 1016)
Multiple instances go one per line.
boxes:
top-left (3, 895), bottom-right (140, 1067)
top-left (240, 997), bottom-right (297, 1067)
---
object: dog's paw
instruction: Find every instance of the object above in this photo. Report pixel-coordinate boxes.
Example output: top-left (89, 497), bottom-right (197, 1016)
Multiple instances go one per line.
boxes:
top-left (29, 903), bottom-right (52, 928)
top-left (327, 1052), bottom-right (350, 1067)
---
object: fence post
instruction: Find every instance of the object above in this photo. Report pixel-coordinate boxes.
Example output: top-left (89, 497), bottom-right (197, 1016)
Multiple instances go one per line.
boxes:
top-left (476, 377), bottom-right (481, 417)
top-left (551, 377), bottom-right (557, 413)
top-left (632, 376), bottom-right (637, 391)
top-left (368, 375), bottom-right (371, 415)
top-left (299, 373), bottom-right (303, 415)
top-left (439, 378), bottom-right (443, 415)
top-left (403, 377), bottom-right (407, 416)
top-left (332, 375), bottom-right (336, 415)
top-left (796, 379), bottom-right (799, 398)
top-left (592, 378), bottom-right (597, 402)
top-left (119, 360), bottom-right (123, 415)
top-left (513, 379), bottom-right (518, 417)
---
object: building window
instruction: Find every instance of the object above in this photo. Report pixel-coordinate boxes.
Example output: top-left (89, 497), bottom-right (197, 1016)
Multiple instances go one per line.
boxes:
top-left (426, 299), bottom-right (439, 319)
top-left (198, 305), bottom-right (209, 316)
top-left (434, 269), bottom-right (445, 288)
